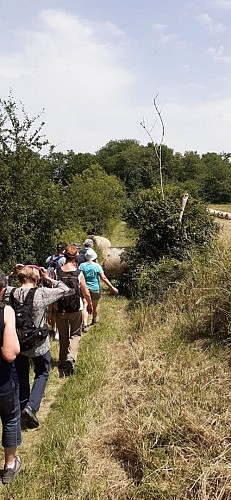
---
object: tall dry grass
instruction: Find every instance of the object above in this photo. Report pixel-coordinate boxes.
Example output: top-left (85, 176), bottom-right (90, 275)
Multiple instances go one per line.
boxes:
top-left (72, 224), bottom-right (231, 498)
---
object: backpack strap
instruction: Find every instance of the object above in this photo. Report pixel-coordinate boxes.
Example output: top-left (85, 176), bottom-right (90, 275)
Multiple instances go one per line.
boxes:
top-left (23, 288), bottom-right (37, 308)
top-left (9, 288), bottom-right (16, 308)
top-left (10, 287), bottom-right (37, 309)
top-left (56, 268), bottom-right (81, 281)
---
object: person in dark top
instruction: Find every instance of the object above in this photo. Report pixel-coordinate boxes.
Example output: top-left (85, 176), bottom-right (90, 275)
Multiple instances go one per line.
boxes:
top-left (55, 244), bottom-right (93, 376)
top-left (0, 269), bottom-right (21, 485)
top-left (77, 238), bottom-right (94, 265)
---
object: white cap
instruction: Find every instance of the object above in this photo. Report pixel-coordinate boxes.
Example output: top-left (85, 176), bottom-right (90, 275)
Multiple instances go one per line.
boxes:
top-left (85, 249), bottom-right (97, 261)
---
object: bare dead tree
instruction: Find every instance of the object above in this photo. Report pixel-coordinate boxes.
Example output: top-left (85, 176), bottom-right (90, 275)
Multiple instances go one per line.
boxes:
top-left (140, 93), bottom-right (165, 200)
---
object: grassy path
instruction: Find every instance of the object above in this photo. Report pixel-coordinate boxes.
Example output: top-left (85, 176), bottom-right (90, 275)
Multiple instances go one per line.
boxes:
top-left (2, 221), bottom-right (231, 498)
top-left (1, 293), bottom-right (130, 499)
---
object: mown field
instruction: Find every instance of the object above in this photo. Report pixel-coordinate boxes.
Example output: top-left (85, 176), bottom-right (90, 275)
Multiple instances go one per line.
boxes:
top-left (209, 204), bottom-right (231, 213)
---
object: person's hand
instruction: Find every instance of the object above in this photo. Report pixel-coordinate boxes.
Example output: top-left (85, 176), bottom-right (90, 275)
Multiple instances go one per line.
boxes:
top-left (15, 264), bottom-right (24, 270)
top-left (40, 267), bottom-right (49, 280)
top-left (47, 312), bottom-right (53, 325)
top-left (112, 287), bottom-right (119, 295)
top-left (87, 303), bottom-right (93, 314)
top-left (9, 263), bottom-right (24, 279)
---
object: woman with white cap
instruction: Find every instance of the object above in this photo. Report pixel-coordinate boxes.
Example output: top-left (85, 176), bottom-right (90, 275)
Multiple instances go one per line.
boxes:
top-left (79, 248), bottom-right (118, 331)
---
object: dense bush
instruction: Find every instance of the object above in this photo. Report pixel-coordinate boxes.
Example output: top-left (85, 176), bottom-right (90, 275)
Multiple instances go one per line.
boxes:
top-left (125, 186), bottom-right (218, 262)
top-left (118, 254), bottom-right (190, 301)
top-left (119, 187), bottom-right (219, 301)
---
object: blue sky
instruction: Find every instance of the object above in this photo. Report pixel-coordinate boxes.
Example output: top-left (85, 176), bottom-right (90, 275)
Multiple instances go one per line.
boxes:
top-left (1, 0), bottom-right (231, 154)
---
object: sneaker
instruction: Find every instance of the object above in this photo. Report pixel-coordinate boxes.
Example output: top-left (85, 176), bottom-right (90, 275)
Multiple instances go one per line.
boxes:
top-left (21, 405), bottom-right (39, 429)
top-left (2, 456), bottom-right (21, 484)
top-left (65, 357), bottom-right (75, 375)
top-left (82, 325), bottom-right (89, 333)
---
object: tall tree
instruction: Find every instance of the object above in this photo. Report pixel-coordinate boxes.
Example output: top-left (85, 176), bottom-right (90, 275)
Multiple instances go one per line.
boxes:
top-left (0, 93), bottom-right (64, 269)
top-left (66, 164), bottom-right (126, 234)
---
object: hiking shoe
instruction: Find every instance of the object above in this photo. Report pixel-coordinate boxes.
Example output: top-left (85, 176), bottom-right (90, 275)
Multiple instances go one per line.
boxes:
top-left (91, 317), bottom-right (99, 326)
top-left (21, 405), bottom-right (39, 429)
top-left (82, 325), bottom-right (89, 333)
top-left (2, 456), bottom-right (21, 484)
top-left (65, 357), bottom-right (75, 375)
top-left (58, 362), bottom-right (67, 378)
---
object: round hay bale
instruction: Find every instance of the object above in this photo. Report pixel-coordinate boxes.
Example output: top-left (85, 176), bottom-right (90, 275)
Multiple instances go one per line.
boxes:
top-left (102, 247), bottom-right (129, 280)
top-left (89, 235), bottom-right (111, 251)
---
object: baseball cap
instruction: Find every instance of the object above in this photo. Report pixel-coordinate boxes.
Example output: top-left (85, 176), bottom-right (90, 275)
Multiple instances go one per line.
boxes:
top-left (83, 238), bottom-right (94, 248)
top-left (57, 242), bottom-right (67, 252)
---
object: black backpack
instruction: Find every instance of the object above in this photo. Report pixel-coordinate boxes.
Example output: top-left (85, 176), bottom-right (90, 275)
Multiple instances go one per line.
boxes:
top-left (46, 254), bottom-right (64, 271)
top-left (10, 288), bottom-right (49, 351)
top-left (57, 269), bottom-right (81, 313)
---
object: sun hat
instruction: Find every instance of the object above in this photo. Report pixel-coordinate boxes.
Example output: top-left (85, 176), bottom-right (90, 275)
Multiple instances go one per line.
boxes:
top-left (85, 249), bottom-right (97, 261)
top-left (83, 238), bottom-right (94, 248)
top-left (64, 244), bottom-right (78, 259)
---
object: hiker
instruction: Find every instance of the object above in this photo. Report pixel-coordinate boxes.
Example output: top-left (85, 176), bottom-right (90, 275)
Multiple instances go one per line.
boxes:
top-left (0, 269), bottom-right (21, 485)
top-left (79, 248), bottom-right (119, 331)
top-left (6, 264), bottom-right (74, 430)
top-left (78, 238), bottom-right (94, 265)
top-left (74, 242), bottom-right (81, 253)
top-left (46, 242), bottom-right (67, 339)
top-left (45, 242), bottom-right (67, 277)
top-left (55, 244), bottom-right (93, 376)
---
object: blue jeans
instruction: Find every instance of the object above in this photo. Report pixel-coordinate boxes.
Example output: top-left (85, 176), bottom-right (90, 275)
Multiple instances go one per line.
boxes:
top-left (15, 351), bottom-right (51, 413)
top-left (0, 368), bottom-right (21, 448)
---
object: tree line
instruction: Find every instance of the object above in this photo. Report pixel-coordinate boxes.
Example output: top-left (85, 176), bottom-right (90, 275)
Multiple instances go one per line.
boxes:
top-left (0, 94), bottom-right (228, 271)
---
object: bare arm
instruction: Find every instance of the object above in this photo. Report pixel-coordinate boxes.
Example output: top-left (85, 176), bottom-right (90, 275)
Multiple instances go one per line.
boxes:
top-left (99, 273), bottom-right (119, 294)
top-left (80, 274), bottom-right (93, 314)
top-left (1, 305), bottom-right (20, 362)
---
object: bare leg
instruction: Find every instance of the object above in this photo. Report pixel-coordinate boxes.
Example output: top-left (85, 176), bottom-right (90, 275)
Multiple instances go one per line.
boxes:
top-left (82, 298), bottom-right (88, 326)
top-left (4, 447), bottom-right (17, 467)
top-left (92, 299), bottom-right (99, 321)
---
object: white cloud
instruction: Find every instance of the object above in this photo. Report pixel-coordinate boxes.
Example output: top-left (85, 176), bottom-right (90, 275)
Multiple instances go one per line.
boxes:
top-left (0, 7), bottom-right (230, 155)
top-left (211, 0), bottom-right (231, 8)
top-left (188, 82), bottom-right (205, 89)
top-left (153, 23), bottom-right (168, 31)
top-left (208, 45), bottom-right (231, 63)
top-left (196, 12), bottom-right (227, 33)
top-left (104, 22), bottom-right (125, 36)
top-left (0, 9), bottom-right (136, 152)
top-left (161, 33), bottom-right (180, 43)
top-left (223, 71), bottom-right (231, 81)
top-left (153, 23), bottom-right (190, 47)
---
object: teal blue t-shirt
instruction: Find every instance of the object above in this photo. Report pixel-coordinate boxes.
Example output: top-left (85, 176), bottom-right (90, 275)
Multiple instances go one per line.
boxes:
top-left (79, 262), bottom-right (103, 291)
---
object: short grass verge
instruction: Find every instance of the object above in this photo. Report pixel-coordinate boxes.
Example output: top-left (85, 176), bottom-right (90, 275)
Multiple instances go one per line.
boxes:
top-left (1, 294), bottom-right (129, 499)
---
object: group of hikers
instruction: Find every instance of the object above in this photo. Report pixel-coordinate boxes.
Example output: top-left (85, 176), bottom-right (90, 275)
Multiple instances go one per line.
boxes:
top-left (0, 238), bottom-right (118, 484)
